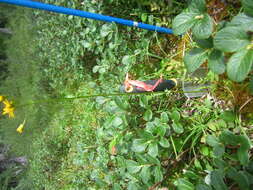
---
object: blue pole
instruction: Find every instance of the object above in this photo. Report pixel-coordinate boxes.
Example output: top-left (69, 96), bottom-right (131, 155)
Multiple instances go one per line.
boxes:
top-left (0, 0), bottom-right (173, 34)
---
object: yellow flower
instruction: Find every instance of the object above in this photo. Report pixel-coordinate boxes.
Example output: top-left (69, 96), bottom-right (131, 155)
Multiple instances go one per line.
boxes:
top-left (3, 99), bottom-right (13, 108)
top-left (17, 120), bottom-right (26, 134)
top-left (2, 99), bottom-right (15, 118)
top-left (2, 106), bottom-right (15, 118)
top-left (0, 96), bottom-right (4, 102)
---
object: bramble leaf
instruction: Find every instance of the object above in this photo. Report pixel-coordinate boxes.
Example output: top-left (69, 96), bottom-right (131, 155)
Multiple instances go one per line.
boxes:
top-left (192, 13), bottom-right (213, 39)
top-left (227, 49), bottom-right (253, 82)
top-left (242, 0), bottom-right (253, 17)
top-left (208, 49), bottom-right (225, 74)
top-left (184, 48), bottom-right (208, 72)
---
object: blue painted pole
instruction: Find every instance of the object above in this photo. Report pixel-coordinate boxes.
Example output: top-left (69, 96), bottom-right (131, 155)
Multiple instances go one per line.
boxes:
top-left (0, 0), bottom-right (173, 34)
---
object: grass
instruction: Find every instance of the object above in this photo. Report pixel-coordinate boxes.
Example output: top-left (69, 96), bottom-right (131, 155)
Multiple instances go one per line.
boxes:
top-left (0, 1), bottom-right (252, 190)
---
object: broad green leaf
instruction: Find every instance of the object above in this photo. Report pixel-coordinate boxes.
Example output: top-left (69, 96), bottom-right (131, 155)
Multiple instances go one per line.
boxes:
top-left (100, 24), bottom-right (112, 37)
top-left (144, 109), bottom-right (153, 121)
top-left (114, 97), bottom-right (129, 110)
top-left (156, 124), bottom-right (167, 137)
top-left (200, 146), bottom-right (209, 156)
top-left (122, 55), bottom-right (134, 65)
top-left (140, 166), bottom-right (151, 184)
top-left (172, 12), bottom-right (199, 35)
top-left (148, 142), bottom-right (158, 157)
top-left (184, 170), bottom-right (199, 180)
top-left (194, 36), bottom-right (213, 49)
top-left (192, 14), bottom-right (213, 39)
top-left (229, 13), bottom-right (253, 32)
top-left (139, 96), bottom-right (148, 108)
top-left (210, 170), bottom-right (228, 190)
top-left (160, 112), bottom-right (169, 123)
top-left (213, 158), bottom-right (228, 170)
top-left (219, 130), bottom-right (239, 146)
top-left (127, 182), bottom-right (140, 190)
top-left (220, 111), bottom-right (236, 122)
top-left (141, 13), bottom-right (148, 22)
top-left (227, 167), bottom-right (250, 190)
top-left (242, 0), bottom-right (253, 17)
top-left (126, 160), bottom-right (142, 174)
top-left (113, 184), bottom-right (122, 190)
top-left (172, 122), bottom-right (184, 134)
top-left (208, 50), bottom-right (225, 74)
top-left (214, 27), bottom-right (251, 52)
top-left (112, 116), bottom-right (123, 127)
top-left (237, 135), bottom-right (251, 166)
top-left (206, 135), bottom-right (219, 147)
top-left (159, 137), bottom-right (170, 148)
top-left (196, 184), bottom-right (212, 190)
top-left (227, 49), bottom-right (253, 82)
top-left (213, 144), bottom-right (225, 158)
top-left (171, 110), bottom-right (180, 121)
top-left (189, 0), bottom-right (207, 13)
top-left (174, 178), bottom-right (195, 190)
top-left (154, 166), bottom-right (163, 182)
top-left (132, 139), bottom-right (148, 153)
top-left (184, 48), bottom-right (208, 73)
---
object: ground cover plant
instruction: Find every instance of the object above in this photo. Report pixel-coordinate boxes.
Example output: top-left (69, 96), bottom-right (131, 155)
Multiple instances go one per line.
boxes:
top-left (0, 0), bottom-right (252, 189)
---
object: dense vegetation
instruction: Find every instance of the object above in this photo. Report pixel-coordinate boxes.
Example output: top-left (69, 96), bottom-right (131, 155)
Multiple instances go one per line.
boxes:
top-left (0, 0), bottom-right (252, 189)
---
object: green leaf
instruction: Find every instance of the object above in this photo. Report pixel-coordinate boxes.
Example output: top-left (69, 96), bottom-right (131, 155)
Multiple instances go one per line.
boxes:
top-left (200, 146), bottom-right (209, 156)
top-left (194, 36), bottom-right (213, 49)
top-left (220, 111), bottom-right (236, 122)
top-left (127, 182), bottom-right (140, 190)
top-left (141, 13), bottom-right (148, 22)
top-left (156, 124), bottom-right (167, 137)
top-left (144, 109), bottom-right (153, 121)
top-left (206, 135), bottom-right (219, 147)
top-left (160, 112), bottom-right (169, 123)
top-left (210, 170), bottom-right (228, 190)
top-left (214, 27), bottom-right (251, 52)
top-left (132, 139), bottom-right (148, 153)
top-left (172, 122), bottom-right (184, 134)
top-left (196, 184), bottom-right (212, 190)
top-left (170, 110), bottom-right (180, 121)
top-left (174, 178), bottom-right (195, 190)
top-left (140, 166), bottom-right (151, 184)
top-left (148, 142), bottom-right (158, 157)
top-left (237, 135), bottom-right (251, 166)
top-left (242, 0), bottom-right (253, 17)
top-left (208, 50), bottom-right (225, 74)
top-left (172, 12), bottom-right (198, 35)
top-left (113, 184), bottom-right (122, 190)
top-left (184, 48), bottom-right (208, 73)
top-left (189, 0), bottom-right (207, 13)
top-left (227, 49), bottom-right (253, 82)
top-left (154, 166), bottom-right (163, 182)
top-left (192, 13), bottom-right (213, 39)
top-left (159, 137), bottom-right (170, 148)
top-left (122, 55), bottom-right (134, 65)
top-left (139, 96), bottom-right (148, 108)
top-left (100, 24), bottom-right (112, 37)
top-left (219, 130), bottom-right (239, 146)
top-left (229, 13), bottom-right (253, 32)
top-left (114, 97), bottom-right (129, 110)
top-left (213, 144), bottom-right (225, 158)
top-left (126, 160), bottom-right (142, 174)
top-left (112, 116), bottom-right (123, 127)
top-left (227, 167), bottom-right (250, 190)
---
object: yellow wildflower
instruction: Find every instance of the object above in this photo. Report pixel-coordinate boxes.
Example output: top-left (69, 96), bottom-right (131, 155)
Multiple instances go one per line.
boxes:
top-left (17, 120), bottom-right (26, 134)
top-left (0, 96), bottom-right (4, 102)
top-left (3, 106), bottom-right (15, 118)
top-left (2, 99), bottom-right (15, 118)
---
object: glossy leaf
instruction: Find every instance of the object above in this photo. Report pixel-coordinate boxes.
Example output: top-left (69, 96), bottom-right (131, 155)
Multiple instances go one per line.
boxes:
top-left (192, 13), bottom-right (213, 39)
top-left (172, 122), bottom-right (184, 134)
top-left (229, 13), bottom-right (253, 32)
top-left (172, 12), bottom-right (198, 35)
top-left (184, 48), bottom-right (208, 73)
top-left (126, 160), bottom-right (142, 174)
top-left (154, 166), bottom-right (163, 182)
top-left (132, 139), bottom-right (148, 153)
top-left (140, 166), bottom-right (151, 184)
top-left (208, 50), bottom-right (225, 74)
top-left (214, 27), bottom-right (251, 52)
top-left (159, 137), bottom-right (170, 148)
top-left (148, 142), bottom-right (158, 157)
top-left (160, 112), bottom-right (169, 123)
top-left (144, 110), bottom-right (153, 121)
top-left (170, 110), bottom-right (180, 121)
top-left (227, 49), bottom-right (253, 82)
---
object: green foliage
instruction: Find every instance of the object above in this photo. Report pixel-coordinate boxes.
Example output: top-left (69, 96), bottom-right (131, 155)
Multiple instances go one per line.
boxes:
top-left (172, 0), bottom-right (253, 83)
